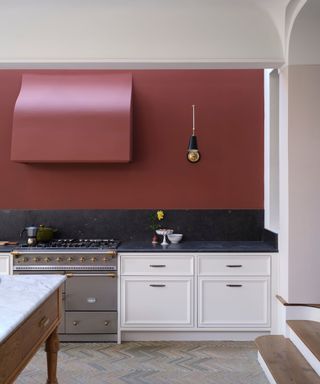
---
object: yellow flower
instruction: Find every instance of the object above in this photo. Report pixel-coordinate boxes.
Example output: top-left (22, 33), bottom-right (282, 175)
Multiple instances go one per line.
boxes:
top-left (157, 210), bottom-right (164, 221)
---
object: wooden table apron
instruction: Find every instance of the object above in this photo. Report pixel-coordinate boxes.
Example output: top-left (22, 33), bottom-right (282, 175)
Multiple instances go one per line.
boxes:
top-left (0, 288), bottom-right (62, 384)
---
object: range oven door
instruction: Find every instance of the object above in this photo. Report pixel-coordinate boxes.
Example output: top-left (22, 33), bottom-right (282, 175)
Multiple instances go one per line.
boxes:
top-left (65, 272), bottom-right (118, 335)
top-left (65, 272), bottom-right (117, 311)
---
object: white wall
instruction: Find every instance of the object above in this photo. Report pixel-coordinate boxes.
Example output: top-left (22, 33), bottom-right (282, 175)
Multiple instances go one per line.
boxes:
top-left (0, 0), bottom-right (284, 68)
top-left (278, 0), bottom-right (320, 303)
top-left (264, 69), bottom-right (279, 233)
top-left (278, 65), bottom-right (289, 301)
top-left (287, 65), bottom-right (320, 303)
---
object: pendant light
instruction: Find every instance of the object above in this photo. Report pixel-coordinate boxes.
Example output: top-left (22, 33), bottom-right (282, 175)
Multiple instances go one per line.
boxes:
top-left (187, 105), bottom-right (201, 163)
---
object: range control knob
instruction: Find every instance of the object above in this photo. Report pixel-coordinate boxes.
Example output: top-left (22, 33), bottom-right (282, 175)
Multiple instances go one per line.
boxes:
top-left (79, 257), bottom-right (86, 263)
top-left (22, 257), bottom-right (29, 263)
top-left (32, 257), bottom-right (40, 262)
top-left (90, 257), bottom-right (97, 263)
top-left (67, 257), bottom-right (73, 262)
top-left (44, 257), bottom-right (51, 263)
top-left (56, 257), bottom-right (63, 262)
top-left (103, 257), bottom-right (110, 262)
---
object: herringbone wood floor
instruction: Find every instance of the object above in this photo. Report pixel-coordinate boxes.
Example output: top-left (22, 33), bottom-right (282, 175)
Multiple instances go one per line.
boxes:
top-left (15, 341), bottom-right (268, 384)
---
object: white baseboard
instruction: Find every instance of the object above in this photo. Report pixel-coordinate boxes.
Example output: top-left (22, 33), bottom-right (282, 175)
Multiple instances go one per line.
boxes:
top-left (121, 331), bottom-right (270, 342)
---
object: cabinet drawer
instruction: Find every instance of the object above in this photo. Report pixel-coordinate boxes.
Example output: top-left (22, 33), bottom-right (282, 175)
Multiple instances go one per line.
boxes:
top-left (198, 277), bottom-right (270, 327)
top-left (65, 311), bottom-right (117, 334)
top-left (198, 254), bottom-right (270, 276)
top-left (121, 277), bottom-right (193, 327)
top-left (121, 255), bottom-right (194, 276)
top-left (20, 291), bottom-right (59, 351)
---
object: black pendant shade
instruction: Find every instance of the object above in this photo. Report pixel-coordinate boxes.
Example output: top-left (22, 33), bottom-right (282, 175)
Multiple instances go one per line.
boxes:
top-left (187, 104), bottom-right (201, 163)
top-left (188, 135), bottom-right (198, 150)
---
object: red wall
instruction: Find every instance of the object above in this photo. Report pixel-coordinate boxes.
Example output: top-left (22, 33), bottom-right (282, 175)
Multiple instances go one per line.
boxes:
top-left (0, 70), bottom-right (264, 209)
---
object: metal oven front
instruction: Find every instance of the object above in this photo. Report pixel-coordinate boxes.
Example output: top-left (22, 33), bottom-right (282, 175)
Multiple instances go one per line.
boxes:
top-left (13, 251), bottom-right (118, 342)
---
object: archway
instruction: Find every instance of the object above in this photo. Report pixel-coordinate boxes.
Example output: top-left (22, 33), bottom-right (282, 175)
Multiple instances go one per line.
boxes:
top-left (280, 0), bottom-right (320, 303)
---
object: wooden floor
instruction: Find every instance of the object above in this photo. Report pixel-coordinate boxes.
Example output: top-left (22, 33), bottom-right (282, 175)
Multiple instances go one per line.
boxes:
top-left (255, 335), bottom-right (320, 384)
top-left (287, 320), bottom-right (320, 362)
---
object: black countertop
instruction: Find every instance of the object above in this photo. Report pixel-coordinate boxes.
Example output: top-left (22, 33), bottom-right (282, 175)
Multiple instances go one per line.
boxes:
top-left (118, 240), bottom-right (278, 253)
top-left (0, 240), bottom-right (278, 253)
top-left (0, 246), bottom-right (14, 253)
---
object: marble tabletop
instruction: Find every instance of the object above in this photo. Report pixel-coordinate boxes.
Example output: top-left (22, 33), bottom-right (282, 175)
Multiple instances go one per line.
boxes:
top-left (0, 275), bottom-right (66, 343)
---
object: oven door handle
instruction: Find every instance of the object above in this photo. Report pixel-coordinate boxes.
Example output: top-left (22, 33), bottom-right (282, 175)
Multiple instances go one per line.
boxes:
top-left (65, 273), bottom-right (117, 278)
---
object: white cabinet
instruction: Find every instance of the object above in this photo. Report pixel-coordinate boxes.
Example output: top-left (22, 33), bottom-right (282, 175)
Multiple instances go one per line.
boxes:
top-left (198, 254), bottom-right (271, 328)
top-left (121, 277), bottom-right (193, 327)
top-left (0, 254), bottom-right (12, 275)
top-left (198, 277), bottom-right (270, 327)
top-left (119, 253), bottom-right (273, 335)
top-left (120, 253), bottom-right (194, 328)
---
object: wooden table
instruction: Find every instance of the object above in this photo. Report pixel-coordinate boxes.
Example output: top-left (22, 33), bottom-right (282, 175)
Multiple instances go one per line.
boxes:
top-left (0, 277), bottom-right (64, 384)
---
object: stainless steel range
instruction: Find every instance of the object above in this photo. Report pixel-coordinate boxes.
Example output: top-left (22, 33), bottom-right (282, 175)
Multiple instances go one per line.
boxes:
top-left (12, 239), bottom-right (119, 342)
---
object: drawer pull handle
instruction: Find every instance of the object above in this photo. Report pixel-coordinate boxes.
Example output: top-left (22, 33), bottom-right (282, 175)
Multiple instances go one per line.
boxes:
top-left (67, 273), bottom-right (117, 278)
top-left (106, 273), bottom-right (117, 278)
top-left (226, 265), bottom-right (243, 268)
top-left (149, 265), bottom-right (166, 268)
top-left (39, 316), bottom-right (50, 328)
top-left (226, 284), bottom-right (243, 287)
top-left (87, 297), bottom-right (97, 304)
top-left (73, 321), bottom-right (79, 326)
top-left (105, 321), bottom-right (110, 326)
top-left (149, 284), bottom-right (166, 287)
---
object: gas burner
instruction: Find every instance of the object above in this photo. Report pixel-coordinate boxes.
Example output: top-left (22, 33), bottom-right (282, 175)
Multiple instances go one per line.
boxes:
top-left (19, 238), bottom-right (120, 249)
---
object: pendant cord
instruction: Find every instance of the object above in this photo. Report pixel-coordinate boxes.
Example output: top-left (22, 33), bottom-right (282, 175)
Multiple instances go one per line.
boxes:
top-left (192, 105), bottom-right (195, 136)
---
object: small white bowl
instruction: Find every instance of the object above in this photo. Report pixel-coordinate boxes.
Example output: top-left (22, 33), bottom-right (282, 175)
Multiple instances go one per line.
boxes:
top-left (168, 233), bottom-right (183, 244)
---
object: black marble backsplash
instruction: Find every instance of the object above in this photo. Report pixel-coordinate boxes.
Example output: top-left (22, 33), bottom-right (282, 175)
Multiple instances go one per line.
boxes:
top-left (0, 209), bottom-right (267, 242)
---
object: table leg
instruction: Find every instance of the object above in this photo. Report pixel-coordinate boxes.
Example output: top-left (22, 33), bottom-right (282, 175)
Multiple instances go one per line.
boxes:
top-left (45, 327), bottom-right (59, 384)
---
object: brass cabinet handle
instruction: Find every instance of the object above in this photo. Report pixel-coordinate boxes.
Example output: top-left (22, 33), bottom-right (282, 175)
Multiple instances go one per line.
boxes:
top-left (106, 273), bottom-right (117, 278)
top-left (39, 316), bottom-right (50, 328)
top-left (66, 273), bottom-right (117, 278)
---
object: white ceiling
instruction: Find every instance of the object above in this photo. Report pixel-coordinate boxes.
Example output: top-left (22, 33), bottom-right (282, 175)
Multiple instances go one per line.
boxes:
top-left (0, 0), bottom-right (307, 68)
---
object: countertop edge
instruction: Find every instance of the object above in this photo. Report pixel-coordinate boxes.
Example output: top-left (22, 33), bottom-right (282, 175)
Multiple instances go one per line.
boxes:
top-left (117, 241), bottom-right (278, 253)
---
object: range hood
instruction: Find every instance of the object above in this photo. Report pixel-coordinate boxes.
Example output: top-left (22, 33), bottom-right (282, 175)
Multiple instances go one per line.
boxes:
top-left (11, 73), bottom-right (132, 163)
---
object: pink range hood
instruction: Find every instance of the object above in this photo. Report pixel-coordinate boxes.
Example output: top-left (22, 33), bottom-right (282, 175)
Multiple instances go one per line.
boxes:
top-left (11, 73), bottom-right (132, 163)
